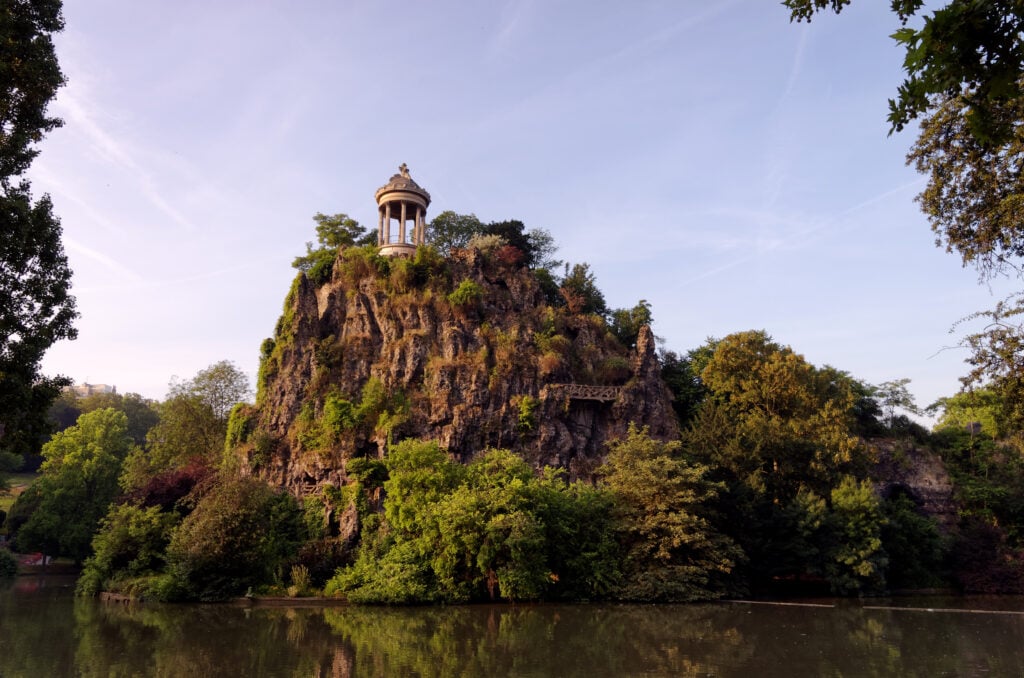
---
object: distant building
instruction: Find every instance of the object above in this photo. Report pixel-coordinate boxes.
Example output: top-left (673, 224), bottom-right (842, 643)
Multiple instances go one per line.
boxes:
top-left (69, 383), bottom-right (117, 397)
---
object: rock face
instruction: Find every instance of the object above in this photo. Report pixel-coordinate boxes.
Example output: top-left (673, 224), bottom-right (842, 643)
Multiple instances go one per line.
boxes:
top-left (241, 247), bottom-right (679, 497)
top-left (870, 439), bottom-right (958, 531)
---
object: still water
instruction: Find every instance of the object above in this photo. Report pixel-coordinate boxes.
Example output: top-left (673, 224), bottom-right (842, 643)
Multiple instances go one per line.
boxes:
top-left (2, 576), bottom-right (1024, 677)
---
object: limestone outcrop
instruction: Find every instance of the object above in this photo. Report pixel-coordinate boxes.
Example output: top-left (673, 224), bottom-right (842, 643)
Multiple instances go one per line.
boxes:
top-left (234, 246), bottom-right (679, 497)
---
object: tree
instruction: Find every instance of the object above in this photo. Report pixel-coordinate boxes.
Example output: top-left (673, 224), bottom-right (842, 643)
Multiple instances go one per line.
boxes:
top-left (168, 360), bottom-right (250, 422)
top-left (0, 0), bottom-right (76, 474)
top-left (685, 330), bottom-right (869, 589)
top-left (600, 425), bottom-right (741, 601)
top-left (559, 263), bottom-right (608, 316)
top-left (609, 299), bottom-right (653, 349)
top-left (14, 408), bottom-right (131, 561)
top-left (875, 378), bottom-right (920, 428)
top-left (480, 219), bottom-right (561, 270)
top-left (122, 361), bottom-right (250, 489)
top-left (49, 389), bottom-right (160, 446)
top-left (786, 1), bottom-right (1024, 144)
top-left (292, 213), bottom-right (374, 284)
top-left (0, 0), bottom-right (66, 177)
top-left (426, 211), bottom-right (484, 255)
top-left (928, 387), bottom-right (1002, 437)
top-left (165, 476), bottom-right (305, 600)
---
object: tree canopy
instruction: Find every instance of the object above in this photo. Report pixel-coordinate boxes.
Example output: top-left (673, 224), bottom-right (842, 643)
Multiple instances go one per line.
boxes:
top-left (0, 0), bottom-right (76, 469)
top-left (292, 213), bottom-right (375, 284)
top-left (786, 0), bottom-right (1024, 144)
top-left (14, 408), bottom-right (131, 561)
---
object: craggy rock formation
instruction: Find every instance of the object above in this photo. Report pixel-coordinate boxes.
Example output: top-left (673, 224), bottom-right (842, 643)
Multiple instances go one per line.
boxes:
top-left (232, 246), bottom-right (678, 498)
top-left (870, 439), bottom-right (958, 530)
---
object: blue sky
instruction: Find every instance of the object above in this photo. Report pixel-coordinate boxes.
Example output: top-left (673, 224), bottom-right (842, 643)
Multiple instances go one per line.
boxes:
top-left (32, 1), bottom-right (1013, 415)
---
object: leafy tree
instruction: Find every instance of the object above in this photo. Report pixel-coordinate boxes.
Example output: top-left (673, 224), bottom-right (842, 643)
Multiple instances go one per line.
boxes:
top-left (165, 476), bottom-right (305, 601)
top-left (14, 408), bottom-right (131, 561)
top-left (426, 211), bottom-right (484, 255)
top-left (168, 359), bottom-right (250, 421)
top-left (600, 425), bottom-right (741, 601)
top-left (880, 490), bottom-right (947, 589)
top-left (660, 349), bottom-right (708, 428)
top-left (0, 0), bottom-right (77, 479)
top-left (787, 3), bottom-right (1024, 438)
top-left (875, 378), bottom-right (920, 429)
top-left (292, 213), bottom-right (374, 284)
top-left (786, 0), bottom-right (1024, 144)
top-left (122, 361), bottom-right (250, 489)
top-left (76, 503), bottom-right (178, 596)
top-left (928, 387), bottom-right (1002, 437)
top-left (609, 299), bottom-right (653, 349)
top-left (559, 263), bottom-right (608, 316)
top-left (49, 389), bottom-right (160, 446)
top-left (685, 330), bottom-right (868, 589)
top-left (823, 476), bottom-right (887, 594)
top-left (331, 440), bottom-right (619, 603)
top-left (0, 0), bottom-right (66, 176)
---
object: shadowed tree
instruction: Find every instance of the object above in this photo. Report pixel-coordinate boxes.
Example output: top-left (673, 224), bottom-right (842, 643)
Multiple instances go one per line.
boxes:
top-left (0, 0), bottom-right (77, 476)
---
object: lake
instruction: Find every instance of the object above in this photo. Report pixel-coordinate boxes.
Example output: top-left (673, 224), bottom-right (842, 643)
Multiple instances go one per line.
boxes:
top-left (2, 575), bottom-right (1024, 676)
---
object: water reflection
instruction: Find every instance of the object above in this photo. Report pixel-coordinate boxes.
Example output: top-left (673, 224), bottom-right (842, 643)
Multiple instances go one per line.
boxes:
top-left (2, 578), bottom-right (1024, 677)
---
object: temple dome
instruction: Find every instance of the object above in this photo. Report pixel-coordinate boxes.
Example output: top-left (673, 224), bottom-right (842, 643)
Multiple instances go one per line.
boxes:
top-left (375, 164), bottom-right (430, 206)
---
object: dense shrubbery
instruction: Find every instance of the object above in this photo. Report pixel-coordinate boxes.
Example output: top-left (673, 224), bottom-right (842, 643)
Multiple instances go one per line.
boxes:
top-left (0, 549), bottom-right (16, 578)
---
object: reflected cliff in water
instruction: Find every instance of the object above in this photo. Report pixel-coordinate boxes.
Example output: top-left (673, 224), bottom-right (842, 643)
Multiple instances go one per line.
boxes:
top-left (2, 576), bottom-right (1024, 676)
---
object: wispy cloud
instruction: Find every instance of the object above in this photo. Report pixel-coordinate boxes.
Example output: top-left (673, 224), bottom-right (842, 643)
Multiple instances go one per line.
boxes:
top-left (54, 85), bottom-right (198, 233)
top-left (64, 236), bottom-right (144, 284)
top-left (677, 177), bottom-right (926, 286)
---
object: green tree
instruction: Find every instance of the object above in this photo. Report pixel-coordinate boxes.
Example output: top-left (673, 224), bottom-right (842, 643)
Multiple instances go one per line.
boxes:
top-left (559, 263), bottom-right (608, 316)
top-left (0, 0), bottom-right (76, 476)
top-left (600, 425), bottom-right (741, 601)
top-left (76, 503), bottom-right (178, 596)
top-left (426, 211), bottom-right (485, 255)
top-left (49, 389), bottom-right (160, 446)
top-left (823, 476), bottom-right (887, 593)
top-left (292, 213), bottom-right (374, 284)
top-left (786, 1), bottom-right (1024, 144)
top-left (332, 440), bottom-right (619, 604)
top-left (609, 299), bottom-right (653, 349)
top-left (685, 330), bottom-right (869, 589)
top-left (928, 387), bottom-right (1002, 437)
top-left (122, 361), bottom-right (250, 489)
top-left (875, 378), bottom-right (920, 428)
top-left (14, 408), bottom-right (131, 561)
top-left (165, 476), bottom-right (305, 601)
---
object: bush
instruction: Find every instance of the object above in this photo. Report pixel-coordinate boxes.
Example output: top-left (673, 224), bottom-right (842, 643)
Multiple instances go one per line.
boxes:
top-left (0, 549), bottom-right (16, 578)
top-left (77, 504), bottom-right (179, 597)
top-left (166, 477), bottom-right (306, 601)
top-left (447, 280), bottom-right (484, 308)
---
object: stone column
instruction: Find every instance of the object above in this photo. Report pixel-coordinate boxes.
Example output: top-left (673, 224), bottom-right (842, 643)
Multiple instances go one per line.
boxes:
top-left (400, 202), bottom-right (407, 243)
top-left (378, 208), bottom-right (384, 246)
top-left (384, 203), bottom-right (392, 244)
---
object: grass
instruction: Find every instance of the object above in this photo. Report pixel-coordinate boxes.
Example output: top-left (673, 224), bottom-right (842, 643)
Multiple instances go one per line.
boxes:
top-left (0, 473), bottom-right (37, 513)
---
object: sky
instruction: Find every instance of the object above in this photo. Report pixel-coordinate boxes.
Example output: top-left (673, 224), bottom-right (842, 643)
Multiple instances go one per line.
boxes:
top-left (30, 0), bottom-right (1016, 417)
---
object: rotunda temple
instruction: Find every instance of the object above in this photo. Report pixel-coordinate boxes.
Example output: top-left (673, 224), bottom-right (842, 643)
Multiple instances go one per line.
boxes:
top-left (375, 164), bottom-right (430, 257)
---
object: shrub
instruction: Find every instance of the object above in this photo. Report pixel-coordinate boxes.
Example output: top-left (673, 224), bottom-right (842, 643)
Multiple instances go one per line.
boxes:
top-left (0, 549), bottom-right (16, 578)
top-left (447, 280), bottom-right (484, 308)
top-left (306, 251), bottom-right (335, 285)
top-left (77, 504), bottom-right (179, 597)
top-left (125, 457), bottom-right (213, 513)
top-left (517, 396), bottom-right (539, 432)
top-left (166, 477), bottom-right (306, 601)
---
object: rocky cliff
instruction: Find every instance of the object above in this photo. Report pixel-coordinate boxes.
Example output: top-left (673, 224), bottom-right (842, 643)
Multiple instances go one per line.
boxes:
top-left (230, 245), bottom-right (678, 497)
